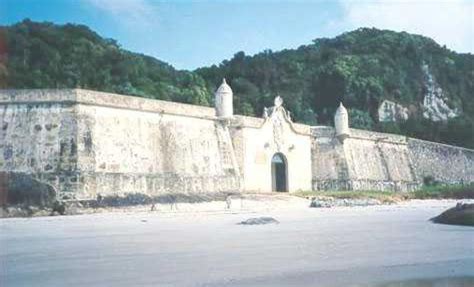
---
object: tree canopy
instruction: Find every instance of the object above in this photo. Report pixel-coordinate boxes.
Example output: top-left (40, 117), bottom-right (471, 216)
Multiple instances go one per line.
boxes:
top-left (1, 20), bottom-right (473, 148)
top-left (0, 19), bottom-right (212, 106)
top-left (197, 28), bottom-right (474, 148)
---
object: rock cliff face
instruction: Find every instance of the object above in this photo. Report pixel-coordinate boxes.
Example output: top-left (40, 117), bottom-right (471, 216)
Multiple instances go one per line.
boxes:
top-left (378, 100), bottom-right (409, 122)
top-left (422, 64), bottom-right (459, 121)
top-left (378, 63), bottom-right (460, 123)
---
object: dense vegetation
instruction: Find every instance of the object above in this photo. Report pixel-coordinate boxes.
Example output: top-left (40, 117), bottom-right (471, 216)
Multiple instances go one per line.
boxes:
top-left (1, 20), bottom-right (473, 148)
top-left (0, 20), bottom-right (212, 105)
top-left (197, 29), bottom-right (474, 148)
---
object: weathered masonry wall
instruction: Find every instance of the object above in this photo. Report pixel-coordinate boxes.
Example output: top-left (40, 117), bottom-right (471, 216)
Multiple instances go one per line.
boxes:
top-left (0, 89), bottom-right (241, 200)
top-left (311, 127), bottom-right (474, 191)
top-left (0, 90), bottom-right (79, 199)
top-left (311, 127), bottom-right (417, 192)
top-left (1, 88), bottom-right (473, 201)
top-left (76, 104), bottom-right (241, 199)
top-left (408, 138), bottom-right (474, 184)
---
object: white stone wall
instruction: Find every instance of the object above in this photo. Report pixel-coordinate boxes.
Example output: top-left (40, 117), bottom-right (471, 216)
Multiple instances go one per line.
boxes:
top-left (312, 127), bottom-right (473, 192)
top-left (0, 89), bottom-right (241, 200)
top-left (1, 89), bottom-right (473, 201)
top-left (408, 139), bottom-right (474, 184)
top-left (232, 108), bottom-right (312, 193)
top-left (311, 127), bottom-right (347, 190)
top-left (74, 104), bottom-right (241, 199)
top-left (312, 127), bottom-right (419, 191)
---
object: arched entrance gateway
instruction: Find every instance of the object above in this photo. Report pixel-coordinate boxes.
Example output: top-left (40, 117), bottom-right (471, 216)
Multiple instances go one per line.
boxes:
top-left (271, 153), bottom-right (288, 192)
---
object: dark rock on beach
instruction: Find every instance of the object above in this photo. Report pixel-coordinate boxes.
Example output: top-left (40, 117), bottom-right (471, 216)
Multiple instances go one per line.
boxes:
top-left (431, 203), bottom-right (474, 226)
top-left (238, 217), bottom-right (279, 225)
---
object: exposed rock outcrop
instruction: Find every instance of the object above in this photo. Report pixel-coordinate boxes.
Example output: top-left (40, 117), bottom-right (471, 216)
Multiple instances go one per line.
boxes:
top-left (1, 172), bottom-right (57, 207)
top-left (422, 64), bottom-right (459, 121)
top-left (378, 100), bottom-right (409, 122)
top-left (431, 203), bottom-right (474, 226)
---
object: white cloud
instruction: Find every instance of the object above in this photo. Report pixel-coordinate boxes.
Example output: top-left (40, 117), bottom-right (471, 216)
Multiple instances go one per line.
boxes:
top-left (84, 0), bottom-right (158, 28)
top-left (338, 0), bottom-right (474, 53)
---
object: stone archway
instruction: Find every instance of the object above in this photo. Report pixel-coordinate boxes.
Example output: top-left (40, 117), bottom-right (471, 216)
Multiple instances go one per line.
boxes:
top-left (271, 153), bottom-right (288, 192)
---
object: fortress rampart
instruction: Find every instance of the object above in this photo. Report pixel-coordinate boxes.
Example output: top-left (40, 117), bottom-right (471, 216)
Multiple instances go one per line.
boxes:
top-left (311, 127), bottom-right (474, 191)
top-left (0, 89), bottom-right (240, 200)
top-left (0, 88), bottom-right (473, 202)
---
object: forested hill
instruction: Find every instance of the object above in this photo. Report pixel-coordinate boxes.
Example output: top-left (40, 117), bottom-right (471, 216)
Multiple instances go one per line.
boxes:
top-left (0, 20), bottom-right (212, 105)
top-left (197, 29), bottom-right (474, 149)
top-left (1, 20), bottom-right (473, 148)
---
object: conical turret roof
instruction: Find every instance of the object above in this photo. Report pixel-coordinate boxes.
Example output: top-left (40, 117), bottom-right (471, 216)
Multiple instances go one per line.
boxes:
top-left (216, 78), bottom-right (233, 94)
top-left (335, 102), bottom-right (348, 115)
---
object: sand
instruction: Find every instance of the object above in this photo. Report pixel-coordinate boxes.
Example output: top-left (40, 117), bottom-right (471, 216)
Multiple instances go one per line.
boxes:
top-left (1, 197), bottom-right (473, 287)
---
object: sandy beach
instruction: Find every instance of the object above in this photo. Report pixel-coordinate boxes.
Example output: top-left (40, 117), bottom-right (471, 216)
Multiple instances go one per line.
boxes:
top-left (1, 197), bottom-right (473, 287)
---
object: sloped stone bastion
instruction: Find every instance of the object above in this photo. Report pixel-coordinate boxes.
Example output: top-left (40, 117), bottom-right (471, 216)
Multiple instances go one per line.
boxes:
top-left (0, 81), bottom-right (473, 202)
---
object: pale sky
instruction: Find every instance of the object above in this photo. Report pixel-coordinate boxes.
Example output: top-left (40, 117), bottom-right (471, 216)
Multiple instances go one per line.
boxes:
top-left (1, 0), bottom-right (473, 70)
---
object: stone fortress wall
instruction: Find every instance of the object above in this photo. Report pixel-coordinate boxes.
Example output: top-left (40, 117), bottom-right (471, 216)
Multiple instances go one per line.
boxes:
top-left (408, 138), bottom-right (474, 185)
top-left (311, 126), bottom-right (474, 192)
top-left (0, 86), bottom-right (473, 202)
top-left (0, 89), bottom-right (241, 200)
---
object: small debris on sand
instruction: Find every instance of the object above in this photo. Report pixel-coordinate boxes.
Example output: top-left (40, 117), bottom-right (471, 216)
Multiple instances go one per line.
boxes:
top-left (238, 217), bottom-right (279, 225)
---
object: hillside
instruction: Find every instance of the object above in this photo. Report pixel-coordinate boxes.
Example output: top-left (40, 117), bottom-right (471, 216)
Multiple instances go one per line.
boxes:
top-left (0, 20), bottom-right (211, 105)
top-left (197, 28), bottom-right (474, 148)
top-left (1, 20), bottom-right (473, 148)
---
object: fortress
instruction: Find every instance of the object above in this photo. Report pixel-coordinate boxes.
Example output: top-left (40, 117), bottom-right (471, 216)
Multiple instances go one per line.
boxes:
top-left (0, 80), bottom-right (473, 201)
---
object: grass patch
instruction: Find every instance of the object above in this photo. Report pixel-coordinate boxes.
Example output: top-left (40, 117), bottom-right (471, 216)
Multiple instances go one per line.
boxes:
top-left (295, 184), bottom-right (474, 202)
top-left (413, 184), bottom-right (474, 199)
top-left (293, 190), bottom-right (407, 203)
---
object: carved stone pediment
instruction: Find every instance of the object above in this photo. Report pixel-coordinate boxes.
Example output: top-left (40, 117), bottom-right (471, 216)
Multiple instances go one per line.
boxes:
top-left (263, 97), bottom-right (295, 152)
top-left (272, 108), bottom-right (285, 151)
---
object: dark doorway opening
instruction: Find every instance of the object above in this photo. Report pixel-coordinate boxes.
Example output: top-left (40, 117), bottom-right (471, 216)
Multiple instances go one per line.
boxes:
top-left (271, 153), bottom-right (288, 192)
